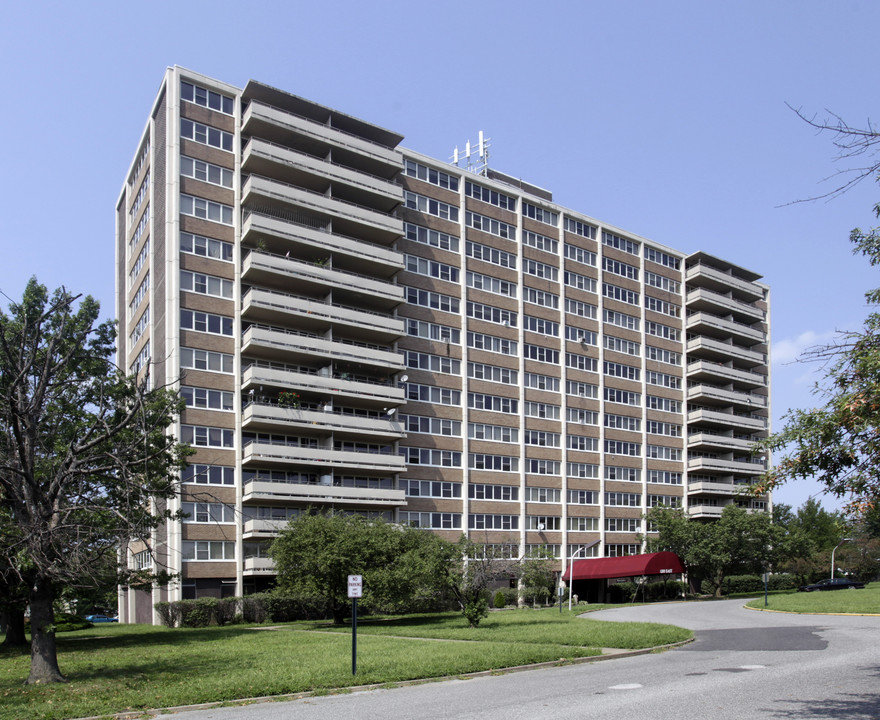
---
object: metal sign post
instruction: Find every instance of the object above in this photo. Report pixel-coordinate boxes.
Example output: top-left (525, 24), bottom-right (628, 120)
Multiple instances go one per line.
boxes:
top-left (348, 575), bottom-right (362, 675)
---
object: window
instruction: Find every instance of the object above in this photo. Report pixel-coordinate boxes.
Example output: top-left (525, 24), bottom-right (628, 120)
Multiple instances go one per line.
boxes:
top-left (401, 414), bottom-right (461, 436)
top-left (524, 345), bottom-right (560, 364)
top-left (646, 370), bottom-right (682, 389)
top-left (524, 287), bottom-right (560, 309)
top-left (645, 296), bottom-right (680, 318)
top-left (403, 350), bottom-right (461, 375)
top-left (180, 309), bottom-right (233, 336)
top-left (526, 459), bottom-right (561, 475)
top-left (405, 383), bottom-right (461, 406)
top-left (469, 422), bottom-right (518, 442)
top-left (648, 494), bottom-right (682, 507)
top-left (403, 480), bottom-right (462, 498)
top-left (568, 489), bottom-right (598, 504)
top-left (645, 271), bottom-right (680, 294)
top-left (468, 362), bottom-right (518, 384)
top-left (182, 464), bottom-right (235, 485)
top-left (469, 514), bottom-right (519, 530)
top-left (182, 502), bottom-right (235, 523)
top-left (526, 515), bottom-right (561, 530)
top-left (523, 230), bottom-right (558, 254)
top-left (567, 353), bottom-right (598, 373)
top-left (646, 420), bottom-right (682, 437)
top-left (524, 316), bottom-right (559, 337)
top-left (467, 271), bottom-right (517, 298)
top-left (604, 309), bottom-right (640, 331)
top-left (404, 191), bottom-right (459, 221)
top-left (565, 271), bottom-right (597, 293)
top-left (400, 447), bottom-right (462, 466)
top-left (647, 470), bottom-right (683, 485)
top-left (605, 413), bottom-right (641, 432)
top-left (525, 372), bottom-right (560, 391)
top-left (466, 211), bottom-right (516, 239)
top-left (468, 301), bottom-right (517, 326)
top-left (131, 549), bottom-right (153, 570)
top-left (130, 341), bottom-right (150, 377)
top-left (565, 298), bottom-right (597, 319)
top-left (647, 444), bottom-right (682, 461)
top-left (469, 453), bottom-right (519, 471)
top-left (564, 217), bottom-right (597, 239)
top-left (465, 181), bottom-right (516, 210)
top-left (647, 395), bottom-right (681, 413)
top-left (568, 435), bottom-right (598, 451)
top-left (181, 386), bottom-right (234, 411)
top-left (604, 335), bottom-right (640, 356)
top-left (401, 512), bottom-right (462, 529)
top-left (129, 273), bottom-right (149, 317)
top-left (407, 319), bottom-right (461, 344)
top-left (180, 270), bottom-right (233, 299)
top-left (567, 408), bottom-right (598, 424)
top-left (470, 483), bottom-right (519, 501)
top-left (645, 320), bottom-right (680, 341)
top-left (403, 222), bottom-right (460, 251)
top-left (404, 160), bottom-right (459, 191)
top-left (467, 240), bottom-right (517, 269)
top-left (181, 425), bottom-right (234, 448)
top-left (523, 202), bottom-right (558, 225)
top-left (606, 518), bottom-right (641, 532)
top-left (605, 492), bottom-right (641, 507)
top-left (524, 258), bottom-right (558, 281)
top-left (182, 540), bottom-right (235, 560)
top-left (645, 246), bottom-right (681, 270)
top-left (524, 401), bottom-right (560, 420)
top-left (405, 286), bottom-right (460, 314)
top-left (468, 331), bottom-right (517, 355)
top-left (181, 347), bottom-right (233, 374)
top-left (524, 431), bottom-right (561, 447)
top-left (564, 243), bottom-right (597, 266)
top-left (568, 517), bottom-right (599, 531)
top-left (180, 156), bottom-right (233, 188)
top-left (602, 231), bottom-right (639, 255)
top-left (605, 440), bottom-right (641, 456)
top-left (129, 239), bottom-right (150, 286)
top-left (180, 194), bottom-right (233, 224)
top-left (129, 307), bottom-right (149, 347)
top-left (128, 142), bottom-right (150, 189)
top-left (603, 282), bottom-right (639, 306)
top-left (129, 208), bottom-right (150, 256)
top-left (181, 80), bottom-right (234, 114)
top-left (567, 463), bottom-right (599, 479)
top-left (606, 544), bottom-right (641, 557)
top-left (604, 361), bottom-right (640, 381)
top-left (469, 392), bottom-right (518, 414)
top-left (181, 232), bottom-right (233, 262)
top-left (603, 257), bottom-right (639, 280)
top-left (605, 466), bottom-right (640, 482)
top-left (567, 380), bottom-right (598, 398)
top-left (605, 387), bottom-right (640, 406)
top-left (405, 254), bottom-right (459, 282)
top-left (180, 118), bottom-right (233, 152)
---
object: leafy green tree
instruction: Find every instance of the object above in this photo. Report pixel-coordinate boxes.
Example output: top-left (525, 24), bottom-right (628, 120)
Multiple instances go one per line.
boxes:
top-left (518, 546), bottom-right (556, 607)
top-left (0, 279), bottom-right (187, 684)
top-left (270, 511), bottom-right (456, 623)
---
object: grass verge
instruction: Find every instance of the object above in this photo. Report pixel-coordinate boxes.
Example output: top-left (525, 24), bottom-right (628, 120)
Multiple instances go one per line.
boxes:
top-left (0, 608), bottom-right (690, 720)
top-left (745, 582), bottom-right (880, 614)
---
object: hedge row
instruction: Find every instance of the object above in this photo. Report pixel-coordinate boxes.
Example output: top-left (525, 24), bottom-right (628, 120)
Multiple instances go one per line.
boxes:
top-left (701, 574), bottom-right (799, 595)
top-left (154, 591), bottom-right (331, 628)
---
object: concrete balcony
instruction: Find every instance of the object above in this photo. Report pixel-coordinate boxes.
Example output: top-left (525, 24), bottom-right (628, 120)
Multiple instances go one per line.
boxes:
top-left (243, 479), bottom-right (406, 507)
top-left (242, 138), bottom-right (402, 212)
top-left (243, 557), bottom-right (276, 575)
top-left (242, 213), bottom-right (403, 273)
top-left (242, 518), bottom-right (290, 538)
top-left (687, 336), bottom-right (766, 368)
top-left (687, 360), bottom-right (767, 390)
top-left (242, 100), bottom-right (402, 175)
top-left (242, 325), bottom-right (404, 371)
top-left (687, 408), bottom-right (767, 432)
top-left (243, 174), bottom-right (402, 243)
top-left (687, 480), bottom-right (747, 496)
top-left (687, 383), bottom-right (768, 410)
top-left (241, 403), bottom-right (406, 440)
top-left (686, 288), bottom-right (764, 323)
top-left (686, 263), bottom-right (765, 301)
top-left (242, 247), bottom-right (404, 309)
top-left (241, 286), bottom-right (405, 343)
top-left (686, 311), bottom-right (765, 344)
top-left (688, 432), bottom-right (761, 453)
top-left (687, 505), bottom-right (724, 519)
top-left (241, 363), bottom-right (405, 407)
top-left (242, 441), bottom-right (407, 474)
top-left (688, 457), bottom-right (766, 476)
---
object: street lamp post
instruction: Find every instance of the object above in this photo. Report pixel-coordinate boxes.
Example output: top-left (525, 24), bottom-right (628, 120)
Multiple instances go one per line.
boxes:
top-left (564, 543), bottom-right (599, 611)
top-left (831, 538), bottom-right (852, 579)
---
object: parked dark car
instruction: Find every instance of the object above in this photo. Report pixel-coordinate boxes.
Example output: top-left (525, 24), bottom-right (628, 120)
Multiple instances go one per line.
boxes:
top-left (798, 578), bottom-right (865, 592)
top-left (84, 614), bottom-right (119, 622)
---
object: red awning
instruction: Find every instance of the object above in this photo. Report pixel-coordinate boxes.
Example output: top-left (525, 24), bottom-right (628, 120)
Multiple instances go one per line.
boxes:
top-left (561, 551), bottom-right (684, 582)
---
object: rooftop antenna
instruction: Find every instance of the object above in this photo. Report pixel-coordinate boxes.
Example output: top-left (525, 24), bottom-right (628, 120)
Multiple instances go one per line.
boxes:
top-left (451, 130), bottom-right (490, 175)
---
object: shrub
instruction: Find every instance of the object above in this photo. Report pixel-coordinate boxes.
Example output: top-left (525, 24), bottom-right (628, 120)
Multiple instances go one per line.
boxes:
top-left (462, 597), bottom-right (489, 627)
top-left (52, 613), bottom-right (92, 632)
top-left (214, 597), bottom-right (239, 626)
top-left (607, 581), bottom-right (637, 603)
top-left (178, 598), bottom-right (217, 627)
top-left (154, 601), bottom-right (180, 628)
top-left (241, 594), bottom-right (268, 623)
top-left (493, 590), bottom-right (507, 608)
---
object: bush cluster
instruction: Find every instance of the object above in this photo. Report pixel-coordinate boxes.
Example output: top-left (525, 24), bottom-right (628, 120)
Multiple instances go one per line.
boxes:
top-left (154, 591), bottom-right (332, 627)
top-left (606, 579), bottom-right (687, 603)
top-left (702, 574), bottom-right (799, 595)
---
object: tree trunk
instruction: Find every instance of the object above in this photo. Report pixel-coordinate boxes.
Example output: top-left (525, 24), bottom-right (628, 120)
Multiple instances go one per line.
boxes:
top-left (27, 582), bottom-right (66, 684)
top-left (1, 610), bottom-right (27, 647)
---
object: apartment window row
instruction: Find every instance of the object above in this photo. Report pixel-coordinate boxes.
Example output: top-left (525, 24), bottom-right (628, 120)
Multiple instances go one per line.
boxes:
top-left (566, 298), bottom-right (597, 319)
top-left (404, 159), bottom-right (460, 191)
top-left (646, 296), bottom-right (681, 318)
top-left (468, 331), bottom-right (516, 355)
top-left (604, 308), bottom-right (639, 331)
top-left (645, 319), bottom-right (680, 341)
top-left (181, 425), bottom-right (234, 448)
top-left (524, 430), bottom-right (561, 447)
top-left (470, 483), bottom-right (518, 501)
top-left (400, 447), bottom-right (462, 467)
top-left (467, 300), bottom-right (517, 326)
top-left (568, 489), bottom-right (599, 505)
top-left (603, 282), bottom-right (639, 306)
top-left (404, 190), bottom-right (459, 222)
top-left (466, 211), bottom-right (516, 240)
top-left (524, 258), bottom-right (558, 281)
top-left (180, 346), bottom-right (233, 374)
top-left (180, 118), bottom-right (233, 152)
top-left (128, 142), bottom-right (149, 189)
top-left (181, 502), bottom-right (235, 524)
top-left (527, 516), bottom-right (561, 530)
top-left (645, 246), bottom-right (681, 270)
top-left (181, 309), bottom-right (233, 336)
top-left (405, 254), bottom-right (459, 282)
top-left (129, 207), bottom-right (149, 256)
top-left (524, 316), bottom-right (559, 336)
top-left (567, 352), bottom-right (598, 373)
top-left (647, 395), bottom-right (681, 413)
top-left (130, 341), bottom-right (150, 376)
top-left (470, 453), bottom-right (518, 471)
top-left (131, 549), bottom-right (153, 571)
top-left (466, 240), bottom-right (517, 269)
top-left (407, 318), bottom-right (461, 344)
top-left (569, 517), bottom-right (599, 532)
top-left (649, 494), bottom-right (682, 507)
top-left (648, 444), bottom-right (682, 461)
top-left (180, 194), bottom-right (234, 225)
top-left (470, 392), bottom-right (518, 414)
top-left (181, 80), bottom-right (235, 115)
top-left (567, 408), bottom-right (599, 425)
top-left (603, 257), bottom-right (639, 280)
top-left (401, 512), bottom-right (462, 529)
top-left (405, 383), bottom-right (461, 406)
top-left (527, 459), bottom-right (561, 475)
top-left (400, 414), bottom-right (462, 436)
top-left (404, 286), bottom-right (460, 314)
top-left (468, 361), bottom-right (518, 384)
top-left (524, 344), bottom-right (560, 365)
top-left (604, 334), bottom-right (640, 356)
top-left (605, 387), bottom-right (640, 406)
top-left (403, 479), bottom-right (462, 498)
top-left (129, 273), bottom-right (149, 317)
top-left (647, 420), bottom-right (682, 437)
top-left (523, 202), bottom-right (558, 226)
top-left (181, 385), bottom-right (233, 411)
top-left (467, 271), bottom-right (517, 298)
top-left (182, 464), bottom-right (235, 485)
top-left (129, 171), bottom-right (149, 223)
top-left (605, 440), bottom-right (641, 456)
top-left (525, 400), bottom-right (560, 420)
top-left (567, 380), bottom-right (598, 398)
top-left (129, 307), bottom-right (149, 347)
top-left (602, 231), bottom-right (640, 256)
top-left (524, 286), bottom-right (559, 310)
top-left (181, 232), bottom-right (233, 262)
top-left (242, 469), bottom-right (317, 485)
top-left (648, 470), bottom-right (683, 485)
top-left (606, 466), bottom-right (640, 482)
top-left (646, 370), bottom-right (682, 389)
top-left (604, 361), bottom-right (640, 380)
top-left (607, 544), bottom-right (641, 557)
top-left (645, 271), bottom-right (680, 294)
top-left (523, 230), bottom-right (558, 254)
top-left (182, 540), bottom-right (235, 561)
top-left (180, 270), bottom-right (233, 299)
top-left (181, 156), bottom-right (233, 189)
top-left (469, 422), bottom-right (518, 442)
top-left (404, 350), bottom-right (461, 375)
top-left (564, 217), bottom-right (597, 239)
top-left (470, 514), bottom-right (519, 530)
top-left (646, 345), bottom-right (682, 366)
top-left (465, 181), bottom-right (516, 211)
top-left (605, 413), bottom-right (641, 432)
top-left (568, 434), bottom-right (599, 451)
top-left (526, 372), bottom-right (560, 391)
top-left (568, 462), bottom-right (599, 479)
top-left (404, 221), bottom-right (460, 252)
top-left (606, 492), bottom-right (641, 507)
top-left (606, 518), bottom-right (641, 532)
top-left (564, 243), bottom-right (597, 267)
top-left (565, 271), bottom-right (597, 293)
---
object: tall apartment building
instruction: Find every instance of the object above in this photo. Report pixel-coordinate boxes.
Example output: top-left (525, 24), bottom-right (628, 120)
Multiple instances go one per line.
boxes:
top-left (116, 67), bottom-right (770, 623)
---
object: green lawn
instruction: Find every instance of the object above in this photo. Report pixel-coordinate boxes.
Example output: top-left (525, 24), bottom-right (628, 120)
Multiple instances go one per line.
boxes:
top-left (0, 608), bottom-right (691, 720)
top-left (745, 582), bottom-right (880, 614)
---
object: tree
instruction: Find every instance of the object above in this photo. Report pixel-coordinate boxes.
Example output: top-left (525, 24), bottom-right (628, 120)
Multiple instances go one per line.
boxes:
top-left (0, 279), bottom-right (187, 684)
top-left (270, 511), bottom-right (456, 624)
top-left (517, 546), bottom-right (556, 607)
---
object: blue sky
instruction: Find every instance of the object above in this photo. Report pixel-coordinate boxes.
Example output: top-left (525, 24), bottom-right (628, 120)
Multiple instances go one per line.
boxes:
top-left (1, 0), bottom-right (876, 513)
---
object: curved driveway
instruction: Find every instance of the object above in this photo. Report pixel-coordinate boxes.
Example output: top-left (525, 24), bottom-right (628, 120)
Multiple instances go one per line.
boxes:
top-left (169, 601), bottom-right (880, 720)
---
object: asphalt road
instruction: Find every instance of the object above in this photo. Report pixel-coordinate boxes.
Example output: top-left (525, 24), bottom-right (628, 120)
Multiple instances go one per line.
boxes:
top-left (168, 600), bottom-right (880, 720)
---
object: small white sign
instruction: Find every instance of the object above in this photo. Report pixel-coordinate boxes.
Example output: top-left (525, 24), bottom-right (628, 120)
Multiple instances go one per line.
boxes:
top-left (348, 575), bottom-right (363, 598)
